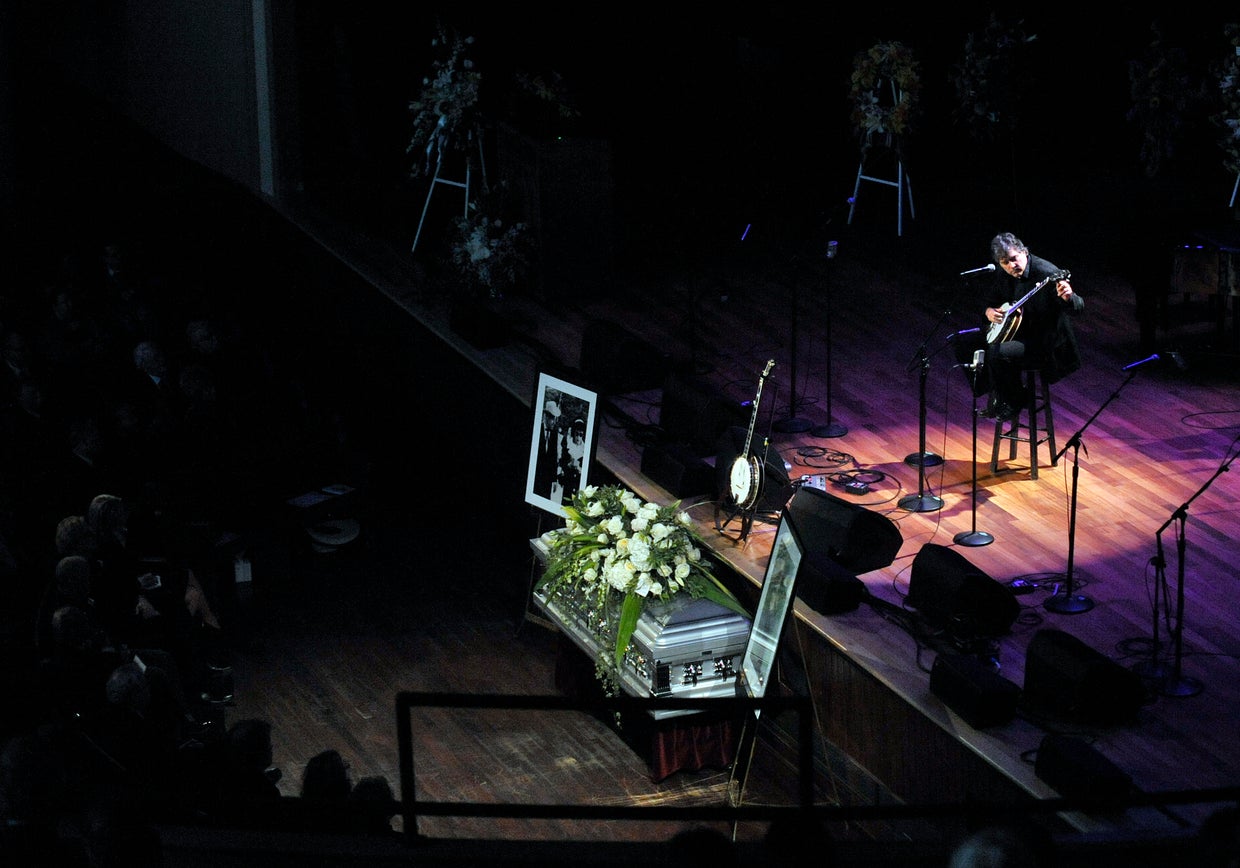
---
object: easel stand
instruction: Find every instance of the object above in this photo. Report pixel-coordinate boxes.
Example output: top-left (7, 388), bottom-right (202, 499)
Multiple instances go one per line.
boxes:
top-left (847, 143), bottom-right (915, 236)
top-left (411, 125), bottom-right (488, 255)
top-left (518, 510), bottom-right (558, 636)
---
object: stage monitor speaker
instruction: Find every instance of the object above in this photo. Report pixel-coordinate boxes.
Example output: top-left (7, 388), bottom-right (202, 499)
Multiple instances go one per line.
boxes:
top-left (714, 427), bottom-right (795, 514)
top-left (1022, 629), bottom-right (1146, 726)
top-left (785, 486), bottom-right (902, 576)
top-left (659, 372), bottom-right (748, 457)
top-left (796, 550), bottom-right (866, 615)
top-left (640, 442), bottom-right (714, 498)
top-left (579, 320), bottom-right (670, 395)
top-left (907, 543), bottom-right (1019, 638)
top-left (1035, 733), bottom-right (1133, 801)
top-left (929, 653), bottom-right (1021, 729)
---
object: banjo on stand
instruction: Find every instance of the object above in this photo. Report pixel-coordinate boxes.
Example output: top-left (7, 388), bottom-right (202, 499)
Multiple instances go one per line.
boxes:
top-left (717, 360), bottom-right (775, 541)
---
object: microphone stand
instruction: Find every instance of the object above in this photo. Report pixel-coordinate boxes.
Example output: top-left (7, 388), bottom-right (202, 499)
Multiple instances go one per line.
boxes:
top-left (1137, 440), bottom-right (1236, 697)
top-left (903, 311), bottom-right (949, 469)
top-left (898, 322), bottom-right (952, 513)
top-left (811, 240), bottom-right (846, 439)
top-left (1044, 370), bottom-right (1139, 614)
top-left (954, 354), bottom-right (993, 546)
top-left (773, 260), bottom-right (811, 434)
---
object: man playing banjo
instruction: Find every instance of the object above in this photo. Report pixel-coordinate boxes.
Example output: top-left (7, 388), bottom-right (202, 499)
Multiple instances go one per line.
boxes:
top-left (977, 232), bottom-right (1085, 422)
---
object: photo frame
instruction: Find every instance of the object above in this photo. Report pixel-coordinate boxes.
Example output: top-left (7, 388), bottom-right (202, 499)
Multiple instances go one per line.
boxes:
top-left (525, 372), bottom-right (599, 519)
top-left (739, 512), bottom-right (804, 714)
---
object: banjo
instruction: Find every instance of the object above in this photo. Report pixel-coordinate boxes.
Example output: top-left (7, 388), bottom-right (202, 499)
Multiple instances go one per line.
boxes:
top-left (986, 269), bottom-right (1070, 344)
top-left (729, 359), bottom-right (775, 510)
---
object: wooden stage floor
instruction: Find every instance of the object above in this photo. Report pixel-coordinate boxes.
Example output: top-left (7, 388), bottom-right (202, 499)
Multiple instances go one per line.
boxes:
top-left (215, 176), bottom-right (1240, 863)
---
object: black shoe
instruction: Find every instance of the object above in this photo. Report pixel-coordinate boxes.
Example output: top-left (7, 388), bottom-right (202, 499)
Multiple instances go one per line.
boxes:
top-left (981, 400), bottom-right (1017, 421)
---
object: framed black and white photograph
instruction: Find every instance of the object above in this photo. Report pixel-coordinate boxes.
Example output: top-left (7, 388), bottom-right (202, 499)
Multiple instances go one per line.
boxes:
top-left (739, 512), bottom-right (804, 713)
top-left (525, 372), bottom-right (599, 519)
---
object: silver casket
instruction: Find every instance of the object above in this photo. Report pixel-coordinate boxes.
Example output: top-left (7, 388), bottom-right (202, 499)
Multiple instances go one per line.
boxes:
top-left (619, 595), bottom-right (752, 706)
top-left (531, 537), bottom-right (752, 718)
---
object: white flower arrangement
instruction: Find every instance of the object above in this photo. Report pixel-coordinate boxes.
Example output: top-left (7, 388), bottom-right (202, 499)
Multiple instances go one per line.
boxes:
top-left (537, 485), bottom-right (747, 684)
top-left (407, 21), bottom-right (482, 180)
top-left (449, 192), bottom-right (532, 299)
top-left (848, 41), bottom-right (921, 143)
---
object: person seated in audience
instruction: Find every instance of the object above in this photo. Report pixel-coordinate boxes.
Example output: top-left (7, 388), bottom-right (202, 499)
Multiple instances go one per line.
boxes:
top-left (36, 605), bottom-right (122, 726)
top-left (348, 774), bottom-right (399, 836)
top-left (34, 554), bottom-right (98, 658)
top-left (0, 727), bottom-right (84, 867)
top-left (193, 717), bottom-right (282, 826)
top-left (85, 494), bottom-right (231, 711)
top-left (300, 748), bottom-right (351, 803)
top-left (84, 660), bottom-right (181, 812)
top-left (947, 819), bottom-right (1053, 868)
top-left (296, 748), bottom-right (354, 832)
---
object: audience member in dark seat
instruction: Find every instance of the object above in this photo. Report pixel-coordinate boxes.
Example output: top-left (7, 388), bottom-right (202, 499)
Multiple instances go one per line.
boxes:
top-left (348, 774), bottom-right (399, 836)
top-left (1, 376), bottom-right (70, 573)
top-left (297, 748), bottom-right (354, 832)
top-left (36, 605), bottom-right (122, 726)
top-left (85, 494), bottom-right (231, 710)
top-left (34, 554), bottom-right (98, 658)
top-left (667, 825), bottom-right (739, 867)
top-left (54, 513), bottom-right (100, 564)
top-left (0, 726), bottom-right (83, 867)
top-left (122, 339), bottom-right (182, 492)
top-left (196, 717), bottom-right (282, 827)
top-left (82, 661), bottom-right (181, 811)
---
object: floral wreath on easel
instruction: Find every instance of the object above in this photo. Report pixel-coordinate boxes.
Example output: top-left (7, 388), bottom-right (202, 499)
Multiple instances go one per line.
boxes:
top-left (848, 41), bottom-right (921, 150)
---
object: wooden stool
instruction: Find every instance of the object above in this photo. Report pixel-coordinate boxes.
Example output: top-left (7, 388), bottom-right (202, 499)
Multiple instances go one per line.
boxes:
top-left (990, 368), bottom-right (1057, 480)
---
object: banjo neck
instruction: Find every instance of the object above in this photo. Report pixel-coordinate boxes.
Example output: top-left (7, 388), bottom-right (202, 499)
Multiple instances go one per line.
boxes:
top-left (741, 360), bottom-right (775, 457)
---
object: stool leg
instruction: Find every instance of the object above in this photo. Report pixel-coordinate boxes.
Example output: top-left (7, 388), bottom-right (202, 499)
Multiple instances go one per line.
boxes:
top-left (990, 419), bottom-right (1003, 475)
top-left (1042, 374), bottom-right (1057, 467)
top-left (1026, 372), bottom-right (1039, 480)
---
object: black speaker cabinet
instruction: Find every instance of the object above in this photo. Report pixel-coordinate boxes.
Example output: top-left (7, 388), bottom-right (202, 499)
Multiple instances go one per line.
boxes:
top-left (784, 486), bottom-right (902, 576)
top-left (930, 653), bottom-right (1021, 729)
top-left (579, 320), bottom-right (670, 395)
top-left (1023, 629), bottom-right (1146, 726)
top-left (640, 442), bottom-right (714, 498)
top-left (713, 427), bottom-right (795, 514)
top-left (659, 372), bottom-right (748, 457)
top-left (907, 544), bottom-right (1019, 638)
top-left (1035, 733), bottom-right (1133, 801)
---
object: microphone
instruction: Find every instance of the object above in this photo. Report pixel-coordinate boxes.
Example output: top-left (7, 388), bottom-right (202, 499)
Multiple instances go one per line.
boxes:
top-left (968, 349), bottom-right (985, 370)
top-left (947, 327), bottom-right (982, 340)
top-left (1122, 353), bottom-right (1160, 371)
top-left (960, 264), bottom-right (997, 276)
top-left (826, 240), bottom-right (838, 260)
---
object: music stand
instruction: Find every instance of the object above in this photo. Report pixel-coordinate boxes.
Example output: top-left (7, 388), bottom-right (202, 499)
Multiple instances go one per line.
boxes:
top-left (954, 351), bottom-right (993, 546)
